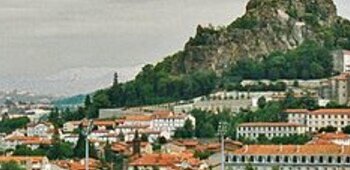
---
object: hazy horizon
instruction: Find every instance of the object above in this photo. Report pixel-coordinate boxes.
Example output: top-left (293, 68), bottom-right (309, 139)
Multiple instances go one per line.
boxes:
top-left (0, 0), bottom-right (349, 96)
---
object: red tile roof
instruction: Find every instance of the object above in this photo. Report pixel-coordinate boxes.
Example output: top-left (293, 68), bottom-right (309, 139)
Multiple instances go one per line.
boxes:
top-left (125, 115), bottom-right (153, 121)
top-left (310, 109), bottom-right (350, 115)
top-left (317, 132), bottom-right (350, 140)
top-left (0, 156), bottom-right (46, 164)
top-left (284, 109), bottom-right (309, 114)
top-left (285, 109), bottom-right (350, 116)
top-left (129, 152), bottom-right (201, 168)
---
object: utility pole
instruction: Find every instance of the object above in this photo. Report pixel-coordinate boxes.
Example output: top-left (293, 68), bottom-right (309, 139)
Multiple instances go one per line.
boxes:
top-left (83, 120), bottom-right (93, 170)
top-left (218, 121), bottom-right (228, 170)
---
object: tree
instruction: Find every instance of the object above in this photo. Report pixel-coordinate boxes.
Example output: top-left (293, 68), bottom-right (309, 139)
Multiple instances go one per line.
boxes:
top-left (197, 123), bottom-right (216, 138)
top-left (47, 140), bottom-right (74, 160)
top-left (272, 165), bottom-right (280, 170)
top-left (319, 126), bottom-right (337, 133)
top-left (0, 161), bottom-right (25, 170)
top-left (257, 135), bottom-right (270, 144)
top-left (73, 130), bottom-right (98, 159)
top-left (343, 125), bottom-right (350, 134)
top-left (0, 117), bottom-right (30, 134)
top-left (174, 119), bottom-right (195, 139)
top-left (194, 150), bottom-right (212, 160)
top-left (118, 132), bottom-right (125, 141)
top-left (293, 80), bottom-right (299, 87)
top-left (158, 136), bottom-right (167, 144)
top-left (245, 163), bottom-right (256, 170)
top-left (84, 95), bottom-right (92, 108)
top-left (257, 96), bottom-right (267, 109)
top-left (12, 145), bottom-right (46, 156)
top-left (141, 134), bottom-right (149, 142)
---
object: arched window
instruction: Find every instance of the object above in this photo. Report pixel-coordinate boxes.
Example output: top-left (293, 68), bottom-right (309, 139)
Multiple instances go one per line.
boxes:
top-left (249, 156), bottom-right (254, 163)
top-left (319, 156), bottom-right (323, 163)
top-left (301, 156), bottom-right (306, 163)
top-left (310, 156), bottom-right (315, 163)
top-left (232, 156), bottom-right (237, 162)
top-left (267, 156), bottom-right (271, 163)
top-left (284, 156), bottom-right (289, 163)
top-left (275, 156), bottom-right (280, 163)
top-left (337, 157), bottom-right (341, 163)
top-left (328, 156), bottom-right (333, 163)
top-left (258, 156), bottom-right (263, 163)
top-left (346, 157), bottom-right (350, 163)
top-left (292, 156), bottom-right (298, 163)
top-left (241, 156), bottom-right (246, 163)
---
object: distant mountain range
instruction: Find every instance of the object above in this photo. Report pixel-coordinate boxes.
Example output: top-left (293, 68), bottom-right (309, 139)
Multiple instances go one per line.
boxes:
top-left (0, 65), bottom-right (142, 97)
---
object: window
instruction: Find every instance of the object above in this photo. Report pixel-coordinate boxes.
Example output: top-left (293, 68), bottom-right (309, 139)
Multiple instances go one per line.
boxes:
top-left (310, 156), bottom-right (315, 163)
top-left (293, 156), bottom-right (298, 163)
top-left (301, 156), bottom-right (306, 163)
top-left (346, 157), bottom-right (350, 163)
top-left (319, 156), bottom-right (323, 163)
top-left (249, 156), bottom-right (254, 163)
top-left (232, 156), bottom-right (237, 162)
top-left (275, 156), bottom-right (280, 163)
top-left (267, 156), bottom-right (271, 163)
top-left (241, 156), bottom-right (245, 163)
top-left (284, 156), bottom-right (289, 163)
top-left (258, 156), bottom-right (263, 162)
top-left (337, 157), bottom-right (341, 163)
top-left (328, 156), bottom-right (333, 163)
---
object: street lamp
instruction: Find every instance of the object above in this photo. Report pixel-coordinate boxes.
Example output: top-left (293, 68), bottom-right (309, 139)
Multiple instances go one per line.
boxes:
top-left (82, 120), bottom-right (94, 170)
top-left (218, 121), bottom-right (228, 170)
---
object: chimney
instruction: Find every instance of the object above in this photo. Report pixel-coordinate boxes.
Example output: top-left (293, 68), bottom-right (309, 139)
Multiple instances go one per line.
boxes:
top-left (296, 145), bottom-right (300, 153)
top-left (279, 144), bottom-right (283, 152)
top-left (244, 145), bottom-right (249, 153)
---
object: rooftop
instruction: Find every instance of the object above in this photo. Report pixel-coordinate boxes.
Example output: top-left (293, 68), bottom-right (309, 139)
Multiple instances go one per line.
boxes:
top-left (285, 108), bottom-right (350, 115)
top-left (233, 145), bottom-right (350, 155)
top-left (237, 122), bottom-right (304, 127)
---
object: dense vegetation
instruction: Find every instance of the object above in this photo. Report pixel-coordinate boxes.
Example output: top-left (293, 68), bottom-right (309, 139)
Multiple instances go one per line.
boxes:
top-left (224, 41), bottom-right (334, 80)
top-left (90, 68), bottom-right (217, 114)
top-left (239, 134), bottom-right (312, 145)
top-left (0, 161), bottom-right (25, 170)
top-left (0, 117), bottom-right (30, 134)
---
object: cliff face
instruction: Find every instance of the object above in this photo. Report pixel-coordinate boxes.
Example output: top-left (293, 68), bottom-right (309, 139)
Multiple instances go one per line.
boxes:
top-left (158, 0), bottom-right (342, 75)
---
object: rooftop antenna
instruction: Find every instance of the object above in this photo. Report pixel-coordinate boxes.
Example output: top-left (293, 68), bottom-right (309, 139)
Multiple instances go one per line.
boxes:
top-left (218, 121), bottom-right (228, 170)
top-left (83, 120), bottom-right (94, 170)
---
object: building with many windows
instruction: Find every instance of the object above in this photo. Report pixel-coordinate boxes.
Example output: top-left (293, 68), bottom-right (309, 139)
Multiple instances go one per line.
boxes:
top-left (236, 122), bottom-right (306, 140)
top-left (225, 144), bottom-right (350, 170)
top-left (286, 109), bottom-right (350, 132)
top-left (151, 111), bottom-right (195, 137)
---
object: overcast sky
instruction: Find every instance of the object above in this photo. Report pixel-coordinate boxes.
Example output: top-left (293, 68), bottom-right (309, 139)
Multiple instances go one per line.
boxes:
top-left (0, 0), bottom-right (349, 95)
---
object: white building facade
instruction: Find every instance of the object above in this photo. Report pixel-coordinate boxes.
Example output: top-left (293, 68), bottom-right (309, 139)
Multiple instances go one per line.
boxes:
top-left (286, 109), bottom-right (350, 133)
top-left (236, 122), bottom-right (306, 140)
